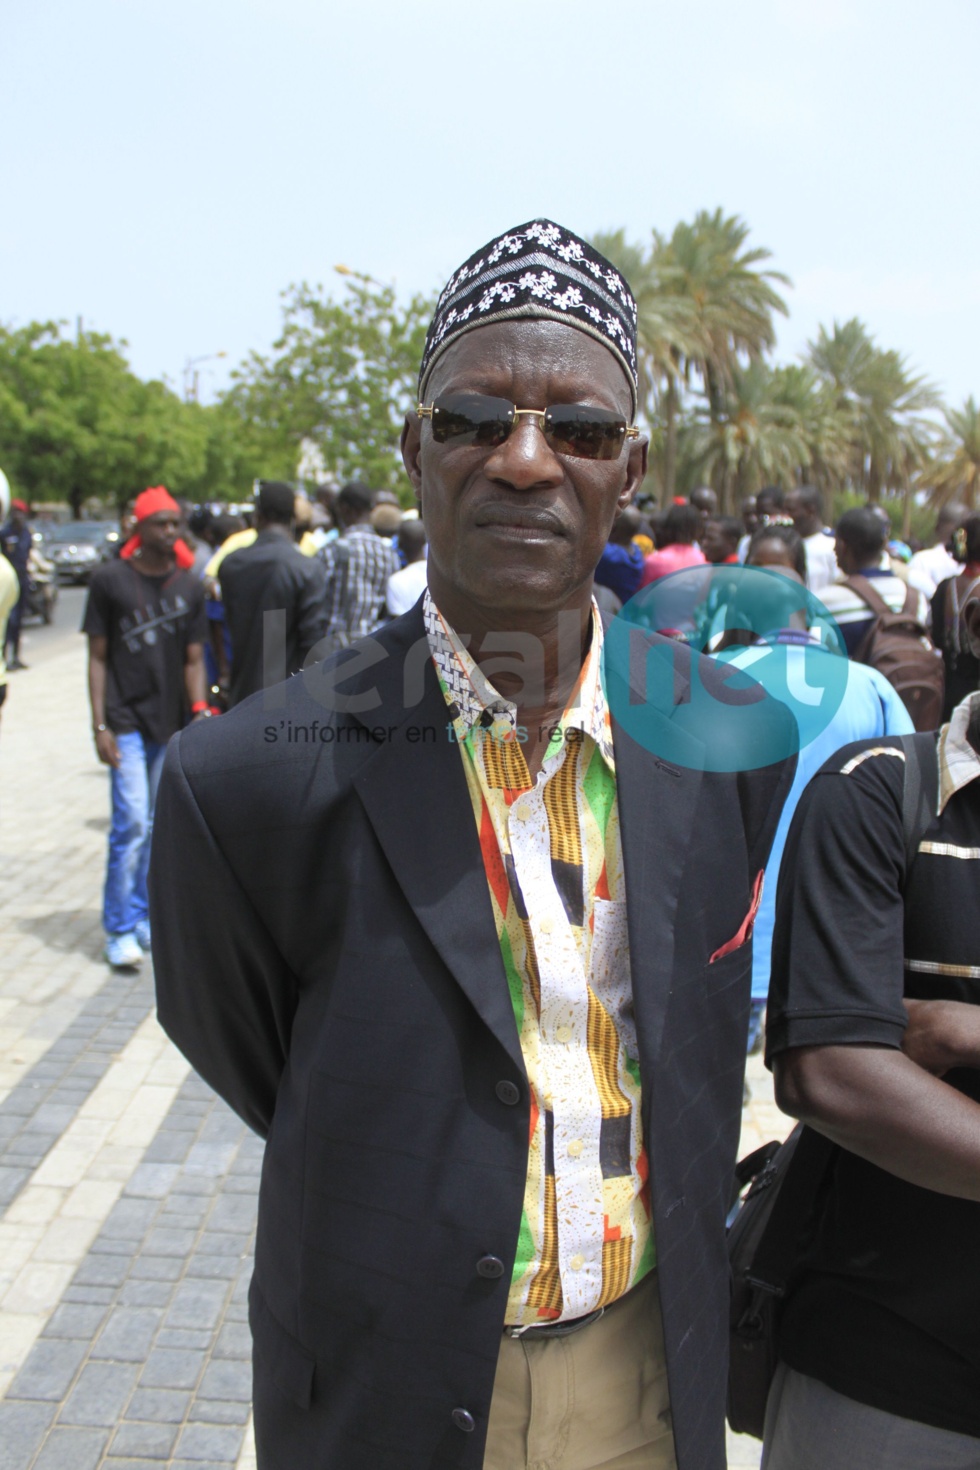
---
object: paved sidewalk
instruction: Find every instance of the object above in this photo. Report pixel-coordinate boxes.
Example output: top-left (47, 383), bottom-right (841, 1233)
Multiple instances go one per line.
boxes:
top-left (0, 634), bottom-right (790, 1469)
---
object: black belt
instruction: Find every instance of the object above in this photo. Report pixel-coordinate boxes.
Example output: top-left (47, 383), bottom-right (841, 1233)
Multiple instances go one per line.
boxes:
top-left (504, 1306), bottom-right (605, 1340)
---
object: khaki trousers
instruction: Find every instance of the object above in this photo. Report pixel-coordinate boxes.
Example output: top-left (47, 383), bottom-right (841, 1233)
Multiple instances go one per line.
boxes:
top-left (483, 1272), bottom-right (677, 1470)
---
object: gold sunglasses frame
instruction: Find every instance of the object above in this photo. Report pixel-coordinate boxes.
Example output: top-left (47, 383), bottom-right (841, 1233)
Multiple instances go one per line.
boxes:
top-left (416, 400), bottom-right (640, 449)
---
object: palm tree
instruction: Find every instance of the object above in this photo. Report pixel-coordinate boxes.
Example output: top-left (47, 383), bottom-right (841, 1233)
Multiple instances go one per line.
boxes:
top-left (806, 319), bottom-right (940, 504)
top-left (920, 397), bottom-right (980, 511)
top-left (686, 360), bottom-right (811, 502)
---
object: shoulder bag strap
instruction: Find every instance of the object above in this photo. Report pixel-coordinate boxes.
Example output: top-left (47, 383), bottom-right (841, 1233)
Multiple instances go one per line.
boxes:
top-left (844, 574), bottom-right (891, 618)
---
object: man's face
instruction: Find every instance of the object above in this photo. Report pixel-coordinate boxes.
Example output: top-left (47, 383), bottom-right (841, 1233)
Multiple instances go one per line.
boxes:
top-left (139, 512), bottom-right (179, 557)
top-left (784, 491), bottom-right (814, 536)
top-left (701, 520), bottom-right (732, 564)
top-left (402, 320), bottom-right (646, 621)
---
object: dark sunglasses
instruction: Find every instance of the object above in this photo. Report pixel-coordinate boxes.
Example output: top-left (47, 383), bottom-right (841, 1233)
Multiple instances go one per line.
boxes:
top-left (417, 393), bottom-right (639, 462)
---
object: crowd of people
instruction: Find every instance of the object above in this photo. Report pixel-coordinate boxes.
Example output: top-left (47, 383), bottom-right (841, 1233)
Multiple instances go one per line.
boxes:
top-left (2, 217), bottom-right (978, 1470)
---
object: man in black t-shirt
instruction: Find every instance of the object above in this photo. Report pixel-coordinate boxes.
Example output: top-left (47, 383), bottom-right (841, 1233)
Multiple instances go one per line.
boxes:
top-left (763, 600), bottom-right (980, 1468)
top-left (83, 487), bottom-right (208, 970)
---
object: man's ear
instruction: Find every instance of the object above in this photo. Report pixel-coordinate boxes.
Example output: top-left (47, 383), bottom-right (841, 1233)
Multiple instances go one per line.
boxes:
top-left (401, 414), bottom-right (423, 498)
top-left (618, 434), bottom-right (648, 512)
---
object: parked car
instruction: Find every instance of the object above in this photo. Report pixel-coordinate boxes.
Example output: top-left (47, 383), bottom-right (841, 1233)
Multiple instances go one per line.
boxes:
top-left (42, 521), bottom-right (119, 584)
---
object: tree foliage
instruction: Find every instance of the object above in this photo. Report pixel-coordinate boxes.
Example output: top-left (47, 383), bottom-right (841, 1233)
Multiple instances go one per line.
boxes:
top-left (224, 274), bottom-right (435, 500)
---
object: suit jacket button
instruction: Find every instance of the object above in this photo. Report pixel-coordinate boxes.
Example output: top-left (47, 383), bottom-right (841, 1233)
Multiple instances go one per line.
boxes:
top-left (477, 1255), bottom-right (505, 1279)
top-left (495, 1080), bottom-right (520, 1106)
top-left (452, 1408), bottom-right (476, 1433)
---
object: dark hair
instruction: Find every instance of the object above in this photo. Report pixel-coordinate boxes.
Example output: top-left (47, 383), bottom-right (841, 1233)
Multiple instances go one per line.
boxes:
top-left (214, 513), bottom-right (244, 542)
top-left (187, 506), bottom-right (213, 537)
top-left (789, 484), bottom-right (823, 516)
top-left (398, 518), bottom-right (427, 559)
top-left (338, 481), bottom-right (374, 517)
top-left (257, 481), bottom-right (296, 524)
top-left (659, 503), bottom-right (700, 547)
top-left (710, 516), bottom-right (743, 547)
top-left (756, 486), bottom-right (785, 515)
top-left (835, 506), bottom-right (886, 565)
top-left (747, 523), bottom-right (807, 580)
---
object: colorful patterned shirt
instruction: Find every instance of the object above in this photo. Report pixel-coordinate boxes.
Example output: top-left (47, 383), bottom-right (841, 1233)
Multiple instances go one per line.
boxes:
top-left (424, 590), bottom-right (653, 1326)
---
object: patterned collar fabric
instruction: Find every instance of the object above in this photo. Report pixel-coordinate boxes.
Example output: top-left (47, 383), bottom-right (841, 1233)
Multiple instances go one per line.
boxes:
top-left (422, 588), bottom-right (615, 769)
top-left (418, 221), bottom-right (638, 415)
top-left (938, 691), bottom-right (980, 813)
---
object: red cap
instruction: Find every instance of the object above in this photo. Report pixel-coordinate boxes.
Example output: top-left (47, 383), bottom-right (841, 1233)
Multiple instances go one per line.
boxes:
top-left (133, 486), bottom-right (180, 522)
top-left (11, 499), bottom-right (28, 513)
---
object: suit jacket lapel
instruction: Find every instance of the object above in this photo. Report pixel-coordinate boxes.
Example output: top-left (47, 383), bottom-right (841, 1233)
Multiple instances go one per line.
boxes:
top-left (346, 612), bottom-right (524, 1077)
top-left (608, 632), bottom-right (706, 1072)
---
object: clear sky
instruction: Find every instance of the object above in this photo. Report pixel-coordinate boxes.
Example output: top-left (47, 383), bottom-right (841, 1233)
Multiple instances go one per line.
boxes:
top-left (3, 0), bottom-right (977, 408)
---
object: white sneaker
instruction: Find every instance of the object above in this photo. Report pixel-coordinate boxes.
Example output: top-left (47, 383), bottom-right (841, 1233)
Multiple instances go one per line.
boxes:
top-left (105, 933), bottom-right (143, 969)
top-left (134, 919), bottom-right (151, 951)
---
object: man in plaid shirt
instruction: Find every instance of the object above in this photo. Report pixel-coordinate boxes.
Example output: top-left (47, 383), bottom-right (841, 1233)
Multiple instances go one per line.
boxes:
top-left (320, 482), bottom-right (400, 645)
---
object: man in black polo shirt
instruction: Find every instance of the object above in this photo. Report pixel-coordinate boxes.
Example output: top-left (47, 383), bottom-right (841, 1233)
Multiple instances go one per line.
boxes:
top-left (763, 597), bottom-right (980, 1468)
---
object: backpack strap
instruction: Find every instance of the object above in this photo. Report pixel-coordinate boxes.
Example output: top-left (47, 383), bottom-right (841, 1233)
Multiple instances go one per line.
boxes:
top-left (897, 731), bottom-right (940, 874)
top-left (844, 573), bottom-right (892, 618)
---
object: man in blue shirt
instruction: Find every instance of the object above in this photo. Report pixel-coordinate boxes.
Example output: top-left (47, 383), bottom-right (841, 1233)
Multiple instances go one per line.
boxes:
top-left (594, 505), bottom-right (645, 606)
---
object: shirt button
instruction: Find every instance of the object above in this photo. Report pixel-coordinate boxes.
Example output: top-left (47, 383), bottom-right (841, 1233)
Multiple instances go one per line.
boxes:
top-left (539, 916), bottom-right (554, 935)
top-left (567, 1139), bottom-right (584, 1158)
top-left (570, 1254), bottom-right (585, 1271)
top-left (452, 1408), bottom-right (476, 1433)
top-left (477, 1255), bottom-right (505, 1279)
top-left (514, 803), bottom-right (530, 822)
top-left (495, 1080), bottom-right (520, 1106)
top-left (556, 1024), bottom-right (572, 1043)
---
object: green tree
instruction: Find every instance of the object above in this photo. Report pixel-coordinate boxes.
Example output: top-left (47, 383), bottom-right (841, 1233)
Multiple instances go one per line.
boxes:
top-left (0, 321), bottom-right (240, 511)
top-left (686, 361), bottom-right (812, 501)
top-left (920, 397), bottom-right (980, 512)
top-left (223, 273), bottom-right (435, 500)
top-left (806, 318), bottom-right (940, 505)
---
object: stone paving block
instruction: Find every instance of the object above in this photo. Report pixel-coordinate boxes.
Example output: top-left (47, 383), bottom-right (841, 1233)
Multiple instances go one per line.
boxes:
top-left (108, 1419), bottom-right (179, 1459)
top-left (32, 1426), bottom-right (111, 1470)
top-left (165, 1280), bottom-right (229, 1331)
top-left (72, 1252), bottom-right (131, 1288)
top-left (188, 1398), bottom-right (251, 1425)
top-left (101, 1198), bottom-right (160, 1237)
top-left (92, 1306), bottom-right (164, 1362)
top-left (129, 1254), bottom-right (183, 1282)
top-left (90, 1235), bottom-right (144, 1257)
top-left (117, 1279), bottom-right (173, 1308)
top-left (175, 1423), bottom-right (245, 1461)
top-left (171, 1462), bottom-right (237, 1470)
top-left (195, 1232), bottom-right (246, 1257)
top-left (186, 1254), bottom-right (242, 1281)
top-left (0, 1399), bottom-right (57, 1470)
top-left (8, 1336), bottom-right (88, 1400)
top-left (212, 1321), bottom-right (253, 1359)
top-left (127, 1386), bottom-right (192, 1422)
top-left (62, 1283), bottom-right (116, 1305)
top-left (170, 1173), bottom-right (217, 1196)
top-left (141, 1133), bottom-right (196, 1164)
top-left (156, 1327), bottom-right (213, 1351)
top-left (0, 1165), bottom-right (31, 1205)
top-left (197, 1357), bottom-right (252, 1402)
top-left (139, 1347), bottom-right (206, 1391)
top-left (142, 1226), bottom-right (199, 1257)
top-left (184, 1143), bottom-right (237, 1176)
top-left (43, 1301), bottom-right (108, 1339)
top-left (105, 1461), bottom-right (173, 1470)
top-left (60, 1360), bottom-right (140, 1426)
top-left (206, 1196), bottom-right (257, 1234)
top-left (30, 1103), bottom-right (80, 1132)
top-left (125, 1163), bottom-right (181, 1199)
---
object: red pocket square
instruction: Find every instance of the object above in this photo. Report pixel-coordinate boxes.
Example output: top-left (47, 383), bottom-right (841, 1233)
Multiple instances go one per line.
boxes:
top-left (709, 869), bottom-right (765, 964)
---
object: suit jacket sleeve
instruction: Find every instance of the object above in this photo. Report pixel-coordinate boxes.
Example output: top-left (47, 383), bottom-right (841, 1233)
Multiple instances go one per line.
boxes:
top-left (149, 733), bottom-right (298, 1137)
top-left (297, 557), bottom-right (328, 664)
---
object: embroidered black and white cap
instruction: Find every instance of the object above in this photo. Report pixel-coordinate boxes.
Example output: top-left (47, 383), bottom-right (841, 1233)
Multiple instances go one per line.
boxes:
top-left (418, 220), bottom-right (639, 414)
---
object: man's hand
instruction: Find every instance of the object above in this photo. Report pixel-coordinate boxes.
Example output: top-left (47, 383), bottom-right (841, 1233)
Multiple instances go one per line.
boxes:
top-left (903, 999), bottom-right (980, 1076)
top-left (94, 727), bottom-right (120, 768)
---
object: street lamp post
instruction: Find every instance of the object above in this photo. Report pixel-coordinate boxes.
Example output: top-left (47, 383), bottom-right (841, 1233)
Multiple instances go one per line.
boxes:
top-left (183, 351), bottom-right (228, 403)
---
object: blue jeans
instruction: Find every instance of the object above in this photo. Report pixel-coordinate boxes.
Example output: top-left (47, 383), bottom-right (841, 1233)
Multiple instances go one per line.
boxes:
top-left (103, 730), bottom-right (166, 936)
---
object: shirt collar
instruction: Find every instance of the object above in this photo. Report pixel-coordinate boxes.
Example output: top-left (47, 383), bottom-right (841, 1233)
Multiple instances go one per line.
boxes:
top-left (938, 691), bottom-right (980, 813)
top-left (423, 587), bottom-right (615, 767)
